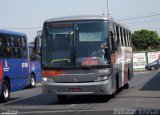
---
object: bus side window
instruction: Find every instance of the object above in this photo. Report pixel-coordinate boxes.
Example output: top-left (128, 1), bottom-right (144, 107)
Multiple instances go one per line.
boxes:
top-left (115, 25), bottom-right (120, 45)
top-left (127, 31), bottom-right (130, 46)
top-left (129, 31), bottom-right (132, 46)
top-left (12, 48), bottom-right (22, 58)
top-left (30, 54), bottom-right (40, 61)
top-left (0, 35), bottom-right (11, 58)
top-left (0, 47), bottom-right (11, 58)
top-left (123, 29), bottom-right (127, 46)
top-left (0, 47), bottom-right (6, 58)
top-left (120, 28), bottom-right (123, 46)
top-left (12, 36), bottom-right (23, 58)
top-left (113, 25), bottom-right (117, 43)
top-left (21, 37), bottom-right (27, 58)
top-left (5, 47), bottom-right (11, 58)
top-left (13, 37), bottom-right (21, 47)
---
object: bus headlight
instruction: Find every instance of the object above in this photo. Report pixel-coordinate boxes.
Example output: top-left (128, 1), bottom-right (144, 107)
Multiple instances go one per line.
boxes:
top-left (42, 77), bottom-right (55, 82)
top-left (94, 75), bottom-right (110, 82)
top-left (42, 77), bottom-right (48, 82)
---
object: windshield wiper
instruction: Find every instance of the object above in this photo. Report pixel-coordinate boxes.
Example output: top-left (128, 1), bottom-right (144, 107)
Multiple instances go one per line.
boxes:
top-left (50, 58), bottom-right (71, 64)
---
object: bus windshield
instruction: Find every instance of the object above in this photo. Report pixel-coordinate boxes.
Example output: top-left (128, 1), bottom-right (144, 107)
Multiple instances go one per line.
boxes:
top-left (42, 20), bottom-right (110, 67)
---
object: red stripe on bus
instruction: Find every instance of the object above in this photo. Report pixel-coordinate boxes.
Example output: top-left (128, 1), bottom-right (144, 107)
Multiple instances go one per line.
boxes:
top-left (0, 61), bottom-right (3, 81)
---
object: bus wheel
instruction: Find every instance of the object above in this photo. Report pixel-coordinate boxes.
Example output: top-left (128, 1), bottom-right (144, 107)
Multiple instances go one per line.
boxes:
top-left (30, 74), bottom-right (36, 88)
top-left (1, 80), bottom-right (10, 102)
top-left (57, 95), bottom-right (67, 103)
top-left (124, 70), bottom-right (130, 89)
top-left (124, 83), bottom-right (129, 89)
top-left (111, 73), bottom-right (119, 98)
top-left (116, 73), bottom-right (119, 90)
top-left (111, 91), bottom-right (116, 98)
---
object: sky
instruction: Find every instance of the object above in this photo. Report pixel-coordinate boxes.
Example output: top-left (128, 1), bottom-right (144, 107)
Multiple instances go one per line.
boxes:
top-left (0, 0), bottom-right (160, 42)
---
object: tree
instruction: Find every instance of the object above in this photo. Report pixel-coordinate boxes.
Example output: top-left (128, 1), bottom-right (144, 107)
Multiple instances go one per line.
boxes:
top-left (132, 29), bottom-right (160, 51)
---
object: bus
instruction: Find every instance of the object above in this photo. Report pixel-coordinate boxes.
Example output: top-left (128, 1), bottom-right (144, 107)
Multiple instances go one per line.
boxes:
top-left (28, 42), bottom-right (41, 88)
top-left (40, 15), bottom-right (133, 102)
top-left (0, 29), bottom-right (30, 102)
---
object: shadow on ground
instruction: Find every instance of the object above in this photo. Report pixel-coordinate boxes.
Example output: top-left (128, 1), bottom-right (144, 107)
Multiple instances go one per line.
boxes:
top-left (140, 72), bottom-right (160, 91)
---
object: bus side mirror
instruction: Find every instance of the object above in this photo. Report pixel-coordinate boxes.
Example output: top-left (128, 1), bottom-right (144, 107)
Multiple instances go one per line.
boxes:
top-left (34, 36), bottom-right (41, 54)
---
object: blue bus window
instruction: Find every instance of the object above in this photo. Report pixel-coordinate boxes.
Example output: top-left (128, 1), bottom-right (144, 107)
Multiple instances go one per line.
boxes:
top-left (0, 35), bottom-right (10, 47)
top-left (21, 37), bottom-right (27, 58)
top-left (13, 37), bottom-right (22, 47)
top-left (0, 47), bottom-right (11, 58)
top-left (12, 48), bottom-right (22, 58)
top-left (22, 47), bottom-right (27, 58)
top-left (22, 37), bottom-right (26, 47)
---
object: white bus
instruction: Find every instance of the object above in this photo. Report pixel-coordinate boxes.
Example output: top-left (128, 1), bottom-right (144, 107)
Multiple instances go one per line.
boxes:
top-left (39, 15), bottom-right (133, 102)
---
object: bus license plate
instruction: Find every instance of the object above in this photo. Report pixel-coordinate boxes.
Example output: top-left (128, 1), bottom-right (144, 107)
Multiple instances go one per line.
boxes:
top-left (69, 88), bottom-right (80, 92)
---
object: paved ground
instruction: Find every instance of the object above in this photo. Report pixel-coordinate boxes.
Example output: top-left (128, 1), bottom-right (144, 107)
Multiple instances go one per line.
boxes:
top-left (0, 70), bottom-right (160, 115)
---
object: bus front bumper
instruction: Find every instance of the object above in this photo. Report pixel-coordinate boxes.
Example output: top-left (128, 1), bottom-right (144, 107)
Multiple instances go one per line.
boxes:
top-left (42, 80), bottom-right (113, 96)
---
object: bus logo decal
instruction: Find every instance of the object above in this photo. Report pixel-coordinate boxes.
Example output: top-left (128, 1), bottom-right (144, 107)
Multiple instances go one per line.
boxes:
top-left (3, 60), bottom-right (10, 72)
top-left (5, 60), bottom-right (8, 68)
top-left (22, 63), bottom-right (28, 68)
top-left (31, 63), bottom-right (36, 70)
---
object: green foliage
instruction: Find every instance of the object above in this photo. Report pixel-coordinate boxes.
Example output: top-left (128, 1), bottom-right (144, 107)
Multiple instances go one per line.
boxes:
top-left (132, 29), bottom-right (160, 51)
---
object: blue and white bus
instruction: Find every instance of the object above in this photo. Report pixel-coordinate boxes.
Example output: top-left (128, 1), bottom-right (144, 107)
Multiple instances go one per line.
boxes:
top-left (0, 29), bottom-right (30, 102)
top-left (28, 43), bottom-right (41, 88)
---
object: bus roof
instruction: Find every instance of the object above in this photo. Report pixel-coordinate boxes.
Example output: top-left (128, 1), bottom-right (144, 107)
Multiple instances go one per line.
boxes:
top-left (44, 15), bottom-right (130, 30)
top-left (0, 29), bottom-right (27, 37)
top-left (45, 15), bottom-right (108, 23)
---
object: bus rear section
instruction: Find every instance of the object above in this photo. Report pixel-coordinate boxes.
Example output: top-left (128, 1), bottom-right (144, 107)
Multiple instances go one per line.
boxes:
top-left (40, 15), bottom-right (133, 102)
top-left (0, 30), bottom-right (30, 102)
top-left (28, 43), bottom-right (41, 88)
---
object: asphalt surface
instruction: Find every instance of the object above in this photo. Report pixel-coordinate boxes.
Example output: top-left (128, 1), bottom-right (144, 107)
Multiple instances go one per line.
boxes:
top-left (1, 70), bottom-right (160, 115)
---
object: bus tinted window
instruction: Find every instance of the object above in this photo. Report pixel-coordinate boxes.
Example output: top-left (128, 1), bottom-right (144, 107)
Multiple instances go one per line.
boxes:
top-left (12, 37), bottom-right (22, 47)
top-left (129, 32), bottom-right (132, 46)
top-left (115, 25), bottom-right (120, 44)
top-left (11, 37), bottom-right (23, 58)
top-left (126, 31), bottom-right (129, 46)
top-left (123, 29), bottom-right (127, 46)
top-left (43, 21), bottom-right (110, 66)
top-left (22, 37), bottom-right (26, 47)
top-left (21, 37), bottom-right (27, 58)
top-left (12, 48), bottom-right (22, 58)
top-left (29, 44), bottom-right (41, 61)
top-left (0, 47), bottom-right (11, 58)
top-left (0, 35), bottom-right (10, 47)
top-left (120, 28), bottom-right (124, 46)
top-left (0, 35), bottom-right (11, 58)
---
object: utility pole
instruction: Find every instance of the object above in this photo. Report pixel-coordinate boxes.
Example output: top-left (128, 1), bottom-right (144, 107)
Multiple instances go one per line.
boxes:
top-left (106, 0), bottom-right (110, 16)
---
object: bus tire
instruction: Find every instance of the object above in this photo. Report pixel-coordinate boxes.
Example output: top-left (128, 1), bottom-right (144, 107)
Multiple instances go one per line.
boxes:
top-left (57, 95), bottom-right (67, 103)
top-left (0, 80), bottom-right (10, 102)
top-left (30, 74), bottom-right (36, 88)
top-left (111, 91), bottom-right (116, 98)
top-left (116, 73), bottom-right (119, 90)
top-left (111, 73), bottom-right (119, 98)
top-left (124, 83), bottom-right (129, 89)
